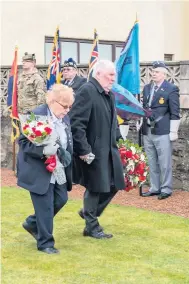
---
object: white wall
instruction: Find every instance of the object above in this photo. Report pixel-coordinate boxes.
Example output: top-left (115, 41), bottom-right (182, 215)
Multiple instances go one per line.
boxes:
top-left (1, 1), bottom-right (188, 65)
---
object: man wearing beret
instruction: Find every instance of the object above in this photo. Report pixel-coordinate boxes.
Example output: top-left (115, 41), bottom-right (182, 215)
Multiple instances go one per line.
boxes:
top-left (18, 52), bottom-right (46, 114)
top-left (62, 58), bottom-right (87, 94)
top-left (141, 61), bottom-right (180, 200)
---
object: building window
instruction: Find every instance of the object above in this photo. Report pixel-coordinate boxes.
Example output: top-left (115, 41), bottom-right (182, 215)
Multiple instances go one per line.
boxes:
top-left (45, 37), bottom-right (124, 65)
top-left (164, 54), bottom-right (174, 61)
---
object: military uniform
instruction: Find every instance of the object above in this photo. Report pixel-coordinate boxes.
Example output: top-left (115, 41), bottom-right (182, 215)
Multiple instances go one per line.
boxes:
top-left (142, 61), bottom-right (180, 199)
top-left (17, 53), bottom-right (46, 114)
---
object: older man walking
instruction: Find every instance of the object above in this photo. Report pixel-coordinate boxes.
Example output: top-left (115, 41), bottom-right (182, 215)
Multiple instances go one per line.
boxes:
top-left (69, 60), bottom-right (125, 239)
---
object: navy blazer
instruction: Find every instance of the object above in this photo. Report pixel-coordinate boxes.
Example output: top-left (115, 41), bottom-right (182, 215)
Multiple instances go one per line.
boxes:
top-left (142, 80), bottom-right (180, 135)
top-left (17, 104), bottom-right (73, 194)
top-left (62, 75), bottom-right (87, 94)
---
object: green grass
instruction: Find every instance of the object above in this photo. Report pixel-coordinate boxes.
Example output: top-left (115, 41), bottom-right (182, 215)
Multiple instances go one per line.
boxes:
top-left (1, 187), bottom-right (189, 284)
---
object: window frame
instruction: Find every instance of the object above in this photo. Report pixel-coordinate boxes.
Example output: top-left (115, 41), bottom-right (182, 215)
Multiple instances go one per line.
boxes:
top-left (45, 36), bottom-right (124, 64)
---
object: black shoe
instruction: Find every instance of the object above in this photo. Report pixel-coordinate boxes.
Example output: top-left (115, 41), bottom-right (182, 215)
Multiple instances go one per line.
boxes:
top-left (38, 247), bottom-right (60, 254)
top-left (83, 225), bottom-right (103, 236)
top-left (78, 209), bottom-right (85, 219)
top-left (158, 193), bottom-right (172, 200)
top-left (142, 191), bottom-right (160, 197)
top-left (22, 221), bottom-right (38, 240)
top-left (79, 209), bottom-right (104, 231)
top-left (83, 229), bottom-right (113, 239)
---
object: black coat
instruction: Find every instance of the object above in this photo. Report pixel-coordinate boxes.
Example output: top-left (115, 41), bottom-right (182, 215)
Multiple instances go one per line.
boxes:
top-left (142, 80), bottom-right (180, 135)
top-left (62, 75), bottom-right (87, 93)
top-left (17, 104), bottom-right (73, 194)
top-left (69, 77), bottom-right (125, 193)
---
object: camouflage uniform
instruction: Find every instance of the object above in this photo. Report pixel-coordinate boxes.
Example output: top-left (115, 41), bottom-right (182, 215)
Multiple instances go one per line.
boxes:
top-left (17, 53), bottom-right (46, 114)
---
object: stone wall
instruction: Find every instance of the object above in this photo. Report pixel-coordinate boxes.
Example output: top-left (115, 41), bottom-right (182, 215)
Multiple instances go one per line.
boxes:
top-left (1, 62), bottom-right (189, 190)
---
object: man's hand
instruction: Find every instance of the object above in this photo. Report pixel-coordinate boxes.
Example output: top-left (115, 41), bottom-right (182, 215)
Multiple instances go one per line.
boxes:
top-left (79, 153), bottom-right (95, 164)
top-left (79, 154), bottom-right (89, 161)
top-left (43, 144), bottom-right (59, 156)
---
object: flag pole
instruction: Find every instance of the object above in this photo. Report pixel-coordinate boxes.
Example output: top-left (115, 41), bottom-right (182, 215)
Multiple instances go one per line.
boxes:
top-left (137, 93), bottom-right (143, 196)
top-left (12, 141), bottom-right (16, 172)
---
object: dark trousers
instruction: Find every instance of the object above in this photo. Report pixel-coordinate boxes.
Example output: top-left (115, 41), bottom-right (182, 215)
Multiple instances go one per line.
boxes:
top-left (83, 187), bottom-right (118, 232)
top-left (26, 183), bottom-right (68, 250)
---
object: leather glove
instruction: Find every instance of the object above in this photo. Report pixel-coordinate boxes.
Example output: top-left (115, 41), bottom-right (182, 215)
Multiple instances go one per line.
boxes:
top-left (58, 147), bottom-right (72, 167)
top-left (169, 120), bottom-right (180, 141)
top-left (43, 144), bottom-right (59, 156)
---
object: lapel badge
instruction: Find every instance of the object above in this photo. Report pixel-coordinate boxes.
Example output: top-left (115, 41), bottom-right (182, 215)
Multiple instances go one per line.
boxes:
top-left (159, 97), bottom-right (165, 104)
top-left (160, 88), bottom-right (164, 91)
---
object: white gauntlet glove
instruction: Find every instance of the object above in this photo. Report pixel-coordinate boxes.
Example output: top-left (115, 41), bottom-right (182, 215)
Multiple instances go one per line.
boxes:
top-left (119, 125), bottom-right (129, 140)
top-left (136, 118), bottom-right (143, 132)
top-left (169, 120), bottom-right (180, 141)
top-left (43, 144), bottom-right (59, 156)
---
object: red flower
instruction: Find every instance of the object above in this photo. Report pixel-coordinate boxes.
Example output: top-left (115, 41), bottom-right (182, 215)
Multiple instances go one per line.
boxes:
top-left (44, 127), bottom-right (52, 135)
top-left (23, 124), bottom-right (29, 130)
top-left (133, 154), bottom-right (139, 160)
top-left (125, 151), bottom-right (133, 159)
top-left (32, 127), bottom-right (36, 132)
top-left (34, 130), bottom-right (42, 137)
top-left (37, 122), bottom-right (43, 126)
top-left (139, 175), bottom-right (146, 182)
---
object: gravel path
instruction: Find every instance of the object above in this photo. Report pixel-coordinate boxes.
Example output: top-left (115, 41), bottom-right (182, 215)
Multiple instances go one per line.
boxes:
top-left (2, 168), bottom-right (189, 218)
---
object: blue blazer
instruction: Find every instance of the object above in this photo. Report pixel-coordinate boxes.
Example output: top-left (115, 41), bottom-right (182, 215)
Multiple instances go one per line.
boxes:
top-left (17, 104), bottom-right (73, 194)
top-left (62, 75), bottom-right (87, 94)
top-left (142, 80), bottom-right (180, 135)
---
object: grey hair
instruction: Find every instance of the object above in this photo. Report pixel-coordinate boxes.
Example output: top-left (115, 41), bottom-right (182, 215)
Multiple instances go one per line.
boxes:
top-left (46, 84), bottom-right (74, 104)
top-left (92, 60), bottom-right (115, 78)
top-left (154, 67), bottom-right (168, 76)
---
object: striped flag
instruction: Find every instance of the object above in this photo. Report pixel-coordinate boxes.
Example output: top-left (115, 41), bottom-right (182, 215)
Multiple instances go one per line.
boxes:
top-left (88, 29), bottom-right (99, 78)
top-left (7, 46), bottom-right (20, 142)
top-left (47, 26), bottom-right (61, 90)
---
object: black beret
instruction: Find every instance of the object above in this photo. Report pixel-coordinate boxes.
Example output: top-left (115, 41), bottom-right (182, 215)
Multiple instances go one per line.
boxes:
top-left (152, 61), bottom-right (168, 69)
top-left (63, 58), bottom-right (77, 69)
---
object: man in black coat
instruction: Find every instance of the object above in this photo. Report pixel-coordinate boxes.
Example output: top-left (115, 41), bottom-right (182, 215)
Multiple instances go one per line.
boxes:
top-left (17, 84), bottom-right (74, 254)
top-left (69, 60), bottom-right (125, 239)
top-left (62, 58), bottom-right (87, 94)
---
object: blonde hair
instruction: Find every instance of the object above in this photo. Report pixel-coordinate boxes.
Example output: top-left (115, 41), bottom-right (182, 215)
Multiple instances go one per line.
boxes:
top-left (46, 84), bottom-right (74, 105)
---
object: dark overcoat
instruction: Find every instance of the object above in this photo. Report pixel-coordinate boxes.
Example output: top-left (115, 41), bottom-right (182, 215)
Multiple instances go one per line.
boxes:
top-left (69, 77), bottom-right (125, 193)
top-left (142, 80), bottom-right (180, 135)
top-left (17, 104), bottom-right (73, 194)
top-left (62, 75), bottom-right (87, 93)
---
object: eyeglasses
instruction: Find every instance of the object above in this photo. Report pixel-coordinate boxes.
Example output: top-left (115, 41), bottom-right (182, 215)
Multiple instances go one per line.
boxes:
top-left (55, 100), bottom-right (72, 110)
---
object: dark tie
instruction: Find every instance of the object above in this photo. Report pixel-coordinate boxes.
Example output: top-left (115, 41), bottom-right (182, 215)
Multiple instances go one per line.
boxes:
top-left (154, 85), bottom-right (158, 92)
top-left (65, 80), bottom-right (70, 86)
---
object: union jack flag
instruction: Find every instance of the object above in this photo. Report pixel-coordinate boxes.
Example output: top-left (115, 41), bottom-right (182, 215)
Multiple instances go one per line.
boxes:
top-left (88, 29), bottom-right (99, 78)
top-left (47, 27), bottom-right (61, 90)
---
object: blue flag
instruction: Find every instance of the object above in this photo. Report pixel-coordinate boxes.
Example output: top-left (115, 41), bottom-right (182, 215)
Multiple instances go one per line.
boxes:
top-left (115, 21), bottom-right (140, 95)
top-left (47, 27), bottom-right (61, 90)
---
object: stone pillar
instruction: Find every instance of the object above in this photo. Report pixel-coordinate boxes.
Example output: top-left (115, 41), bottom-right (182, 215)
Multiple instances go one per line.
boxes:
top-left (179, 61), bottom-right (189, 108)
top-left (172, 61), bottom-right (189, 190)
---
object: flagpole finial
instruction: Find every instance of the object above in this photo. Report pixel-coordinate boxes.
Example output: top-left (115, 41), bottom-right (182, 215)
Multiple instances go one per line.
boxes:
top-left (135, 13), bottom-right (138, 22)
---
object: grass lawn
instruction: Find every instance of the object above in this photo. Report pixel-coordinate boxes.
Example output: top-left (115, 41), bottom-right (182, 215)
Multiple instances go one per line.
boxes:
top-left (1, 187), bottom-right (189, 284)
